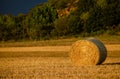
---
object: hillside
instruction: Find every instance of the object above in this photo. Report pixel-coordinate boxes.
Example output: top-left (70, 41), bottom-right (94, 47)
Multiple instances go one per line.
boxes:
top-left (49, 0), bottom-right (120, 35)
top-left (55, 0), bottom-right (79, 17)
top-left (0, 0), bottom-right (120, 41)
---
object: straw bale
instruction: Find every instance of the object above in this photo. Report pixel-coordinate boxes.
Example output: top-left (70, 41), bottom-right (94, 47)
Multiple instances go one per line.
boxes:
top-left (70, 38), bottom-right (107, 66)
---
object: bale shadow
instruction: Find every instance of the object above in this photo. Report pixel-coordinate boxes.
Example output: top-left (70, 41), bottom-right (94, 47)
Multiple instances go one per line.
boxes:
top-left (102, 62), bottom-right (120, 65)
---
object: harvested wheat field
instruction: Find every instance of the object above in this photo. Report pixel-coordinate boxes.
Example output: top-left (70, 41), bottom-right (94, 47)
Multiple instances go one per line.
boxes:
top-left (0, 41), bottom-right (120, 79)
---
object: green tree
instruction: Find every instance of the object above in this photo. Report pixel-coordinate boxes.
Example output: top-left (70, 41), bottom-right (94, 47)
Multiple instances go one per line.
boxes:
top-left (54, 16), bottom-right (68, 35)
top-left (25, 3), bottom-right (58, 40)
top-left (83, 0), bottom-right (120, 34)
top-left (54, 15), bottom-right (82, 35)
top-left (16, 13), bottom-right (28, 40)
top-left (77, 0), bottom-right (94, 14)
top-left (48, 0), bottom-right (70, 9)
top-left (67, 15), bottom-right (83, 34)
top-left (96, 0), bottom-right (107, 8)
top-left (84, 7), bottom-right (104, 33)
top-left (0, 14), bottom-right (17, 41)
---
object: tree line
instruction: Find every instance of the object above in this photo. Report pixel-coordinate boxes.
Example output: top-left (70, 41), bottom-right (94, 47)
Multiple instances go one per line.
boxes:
top-left (0, 0), bottom-right (120, 41)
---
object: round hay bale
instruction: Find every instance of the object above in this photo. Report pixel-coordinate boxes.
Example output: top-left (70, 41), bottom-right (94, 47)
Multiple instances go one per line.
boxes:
top-left (70, 38), bottom-right (107, 66)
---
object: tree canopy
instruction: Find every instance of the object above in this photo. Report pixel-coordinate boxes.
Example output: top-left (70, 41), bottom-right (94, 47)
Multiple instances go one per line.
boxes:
top-left (0, 0), bottom-right (120, 41)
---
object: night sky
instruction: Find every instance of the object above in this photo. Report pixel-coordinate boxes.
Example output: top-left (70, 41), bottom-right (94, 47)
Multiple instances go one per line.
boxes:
top-left (0, 0), bottom-right (47, 15)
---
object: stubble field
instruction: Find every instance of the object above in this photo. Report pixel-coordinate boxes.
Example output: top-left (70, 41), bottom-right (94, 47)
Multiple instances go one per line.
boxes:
top-left (0, 37), bottom-right (120, 79)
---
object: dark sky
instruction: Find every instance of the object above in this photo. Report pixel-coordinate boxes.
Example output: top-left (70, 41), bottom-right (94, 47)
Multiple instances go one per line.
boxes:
top-left (0, 0), bottom-right (47, 15)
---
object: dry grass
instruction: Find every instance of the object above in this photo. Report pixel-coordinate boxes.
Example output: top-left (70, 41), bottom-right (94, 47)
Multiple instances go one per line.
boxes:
top-left (0, 44), bottom-right (119, 58)
top-left (0, 51), bottom-right (68, 58)
top-left (0, 46), bottom-right (70, 52)
top-left (0, 44), bottom-right (119, 52)
top-left (0, 39), bottom-right (77, 47)
top-left (0, 55), bottom-right (120, 79)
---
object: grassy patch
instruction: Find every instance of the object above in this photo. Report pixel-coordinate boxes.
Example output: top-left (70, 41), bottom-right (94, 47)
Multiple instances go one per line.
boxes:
top-left (95, 35), bottom-right (120, 44)
top-left (0, 35), bottom-right (120, 47)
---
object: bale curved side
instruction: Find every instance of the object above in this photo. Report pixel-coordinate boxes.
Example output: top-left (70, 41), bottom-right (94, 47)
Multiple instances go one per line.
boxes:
top-left (87, 38), bottom-right (107, 64)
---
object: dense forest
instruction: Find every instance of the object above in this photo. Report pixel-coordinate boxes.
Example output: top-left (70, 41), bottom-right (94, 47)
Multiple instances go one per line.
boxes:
top-left (0, 0), bottom-right (120, 41)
